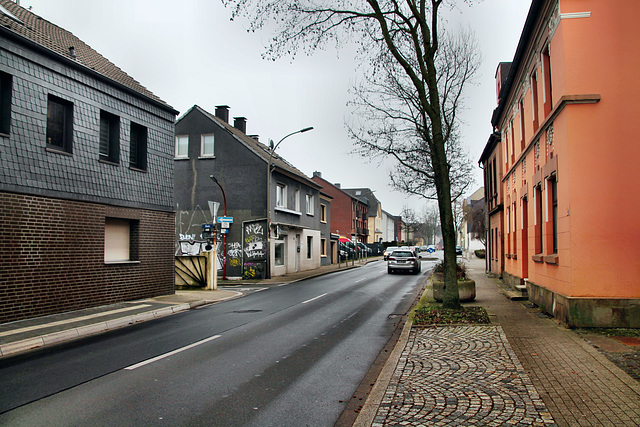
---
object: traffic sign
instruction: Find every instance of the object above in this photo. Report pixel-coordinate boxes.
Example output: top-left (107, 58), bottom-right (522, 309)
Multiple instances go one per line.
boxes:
top-left (218, 216), bottom-right (233, 223)
top-left (202, 224), bottom-right (214, 231)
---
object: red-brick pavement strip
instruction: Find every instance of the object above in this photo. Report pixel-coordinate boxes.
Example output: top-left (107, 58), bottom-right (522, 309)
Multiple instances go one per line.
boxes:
top-left (466, 258), bottom-right (640, 426)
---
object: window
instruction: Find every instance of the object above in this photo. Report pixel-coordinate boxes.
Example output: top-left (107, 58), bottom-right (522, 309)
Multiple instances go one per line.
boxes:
top-left (175, 135), bottom-right (188, 158)
top-left (321, 238), bottom-right (327, 257)
top-left (276, 184), bottom-right (287, 208)
top-left (201, 134), bottom-right (214, 157)
top-left (0, 71), bottom-right (12, 135)
top-left (130, 122), bottom-right (147, 170)
top-left (104, 217), bottom-right (138, 262)
top-left (99, 110), bottom-right (120, 163)
top-left (320, 204), bottom-right (327, 223)
top-left (531, 71), bottom-right (539, 131)
top-left (306, 194), bottom-right (314, 215)
top-left (274, 241), bottom-right (285, 266)
top-left (295, 189), bottom-right (301, 212)
top-left (519, 100), bottom-right (525, 150)
top-left (542, 47), bottom-right (553, 116)
top-left (535, 185), bottom-right (543, 254)
top-left (551, 177), bottom-right (558, 254)
top-left (46, 95), bottom-right (73, 153)
top-left (307, 236), bottom-right (312, 259)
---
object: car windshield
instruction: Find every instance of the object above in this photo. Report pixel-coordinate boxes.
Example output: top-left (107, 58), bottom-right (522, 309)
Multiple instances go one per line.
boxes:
top-left (391, 251), bottom-right (413, 258)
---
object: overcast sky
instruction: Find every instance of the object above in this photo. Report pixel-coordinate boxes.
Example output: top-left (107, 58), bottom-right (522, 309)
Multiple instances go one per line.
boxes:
top-left (22, 0), bottom-right (530, 217)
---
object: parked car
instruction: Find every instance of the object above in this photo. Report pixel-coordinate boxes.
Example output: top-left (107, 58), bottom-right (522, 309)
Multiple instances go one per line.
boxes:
top-left (387, 249), bottom-right (421, 274)
top-left (456, 246), bottom-right (463, 255)
top-left (383, 246), bottom-right (400, 261)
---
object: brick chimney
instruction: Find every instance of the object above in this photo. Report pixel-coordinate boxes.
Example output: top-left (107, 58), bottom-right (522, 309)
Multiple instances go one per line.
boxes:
top-left (234, 117), bottom-right (247, 134)
top-left (313, 171), bottom-right (322, 178)
top-left (215, 105), bottom-right (229, 123)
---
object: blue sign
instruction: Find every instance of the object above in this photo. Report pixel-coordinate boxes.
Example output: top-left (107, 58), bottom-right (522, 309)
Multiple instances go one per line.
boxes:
top-left (202, 224), bottom-right (214, 231)
top-left (218, 216), bottom-right (233, 223)
top-left (427, 248), bottom-right (434, 253)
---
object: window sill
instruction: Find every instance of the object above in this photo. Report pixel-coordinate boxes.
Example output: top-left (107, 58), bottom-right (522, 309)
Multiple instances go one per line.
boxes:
top-left (104, 260), bottom-right (141, 265)
top-left (532, 254), bottom-right (544, 263)
top-left (275, 207), bottom-right (301, 216)
top-left (0, 132), bottom-right (9, 138)
top-left (174, 156), bottom-right (189, 161)
top-left (306, 213), bottom-right (314, 217)
top-left (544, 254), bottom-right (559, 265)
top-left (46, 146), bottom-right (73, 156)
top-left (99, 158), bottom-right (119, 167)
top-left (129, 166), bottom-right (147, 173)
top-left (198, 155), bottom-right (215, 160)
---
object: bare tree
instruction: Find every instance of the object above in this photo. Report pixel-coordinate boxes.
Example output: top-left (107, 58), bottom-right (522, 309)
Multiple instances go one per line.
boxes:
top-left (420, 204), bottom-right (441, 246)
top-left (464, 198), bottom-right (486, 247)
top-left (223, 0), bottom-right (478, 309)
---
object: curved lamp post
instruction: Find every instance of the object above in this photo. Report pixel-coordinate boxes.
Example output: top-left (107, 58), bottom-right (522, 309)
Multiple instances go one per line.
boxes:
top-left (210, 175), bottom-right (227, 280)
top-left (266, 126), bottom-right (314, 279)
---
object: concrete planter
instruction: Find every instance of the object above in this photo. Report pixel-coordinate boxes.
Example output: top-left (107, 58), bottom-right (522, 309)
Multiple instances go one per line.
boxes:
top-left (432, 278), bottom-right (476, 302)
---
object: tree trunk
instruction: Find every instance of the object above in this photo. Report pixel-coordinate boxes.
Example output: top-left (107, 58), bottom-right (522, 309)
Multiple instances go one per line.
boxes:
top-left (431, 127), bottom-right (460, 310)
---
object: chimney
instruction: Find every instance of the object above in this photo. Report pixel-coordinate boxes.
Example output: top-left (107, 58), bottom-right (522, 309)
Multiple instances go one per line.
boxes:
top-left (215, 105), bottom-right (229, 123)
top-left (334, 183), bottom-right (341, 188)
top-left (233, 117), bottom-right (247, 134)
top-left (313, 171), bottom-right (322, 178)
top-left (249, 135), bottom-right (260, 142)
top-left (69, 46), bottom-right (77, 59)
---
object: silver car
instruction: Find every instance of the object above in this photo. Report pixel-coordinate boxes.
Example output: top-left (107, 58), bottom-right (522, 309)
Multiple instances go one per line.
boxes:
top-left (387, 249), bottom-right (421, 274)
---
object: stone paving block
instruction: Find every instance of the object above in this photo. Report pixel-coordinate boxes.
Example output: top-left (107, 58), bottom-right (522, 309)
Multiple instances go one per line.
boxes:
top-left (372, 326), bottom-right (555, 426)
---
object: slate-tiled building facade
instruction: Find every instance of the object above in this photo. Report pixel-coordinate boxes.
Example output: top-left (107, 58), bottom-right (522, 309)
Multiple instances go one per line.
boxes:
top-left (0, 1), bottom-right (177, 323)
top-left (175, 105), bottom-right (323, 279)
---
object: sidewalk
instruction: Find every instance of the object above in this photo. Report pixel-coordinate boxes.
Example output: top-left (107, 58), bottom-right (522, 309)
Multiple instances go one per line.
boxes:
top-left (356, 257), bottom-right (640, 426)
top-left (0, 257), bottom-right (378, 359)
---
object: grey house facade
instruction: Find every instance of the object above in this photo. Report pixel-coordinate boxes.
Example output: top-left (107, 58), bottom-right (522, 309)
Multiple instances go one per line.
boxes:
top-left (0, 1), bottom-right (178, 323)
top-left (174, 105), bottom-right (323, 280)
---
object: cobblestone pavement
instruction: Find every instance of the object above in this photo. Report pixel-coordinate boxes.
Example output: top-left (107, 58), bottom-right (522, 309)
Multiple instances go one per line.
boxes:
top-left (373, 326), bottom-right (555, 426)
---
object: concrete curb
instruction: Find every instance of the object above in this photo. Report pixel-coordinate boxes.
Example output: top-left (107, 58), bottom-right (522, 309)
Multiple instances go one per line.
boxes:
top-left (0, 299), bottom-right (216, 359)
top-left (353, 314), bottom-right (414, 427)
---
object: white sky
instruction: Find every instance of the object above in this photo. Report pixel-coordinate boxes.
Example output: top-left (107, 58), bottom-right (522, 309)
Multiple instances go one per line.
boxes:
top-left (22, 0), bottom-right (530, 217)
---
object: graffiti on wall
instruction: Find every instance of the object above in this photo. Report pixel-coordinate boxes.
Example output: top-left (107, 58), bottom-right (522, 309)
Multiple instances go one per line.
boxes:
top-left (243, 220), bottom-right (267, 279)
top-left (244, 222), bottom-right (265, 260)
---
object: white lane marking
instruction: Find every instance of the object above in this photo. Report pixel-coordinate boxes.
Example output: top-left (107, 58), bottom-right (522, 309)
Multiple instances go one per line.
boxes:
top-left (301, 293), bottom-right (328, 304)
top-left (124, 335), bottom-right (221, 370)
top-left (0, 304), bottom-right (152, 337)
top-left (355, 278), bottom-right (367, 283)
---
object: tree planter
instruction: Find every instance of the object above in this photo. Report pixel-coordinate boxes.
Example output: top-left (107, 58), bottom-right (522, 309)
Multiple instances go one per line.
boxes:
top-left (432, 277), bottom-right (476, 302)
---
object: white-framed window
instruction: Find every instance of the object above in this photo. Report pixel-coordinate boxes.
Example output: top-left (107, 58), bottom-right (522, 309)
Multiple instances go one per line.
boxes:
top-left (201, 134), bottom-right (214, 157)
top-left (306, 194), bottom-right (314, 215)
top-left (276, 184), bottom-right (287, 208)
top-left (295, 189), bottom-right (301, 212)
top-left (175, 135), bottom-right (188, 158)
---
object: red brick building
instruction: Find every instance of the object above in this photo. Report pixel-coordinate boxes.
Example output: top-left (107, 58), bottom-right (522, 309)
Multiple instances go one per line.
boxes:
top-left (311, 172), bottom-right (369, 243)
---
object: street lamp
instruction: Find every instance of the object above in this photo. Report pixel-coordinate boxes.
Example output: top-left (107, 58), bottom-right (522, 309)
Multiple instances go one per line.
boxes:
top-left (210, 175), bottom-right (227, 280)
top-left (265, 126), bottom-right (314, 279)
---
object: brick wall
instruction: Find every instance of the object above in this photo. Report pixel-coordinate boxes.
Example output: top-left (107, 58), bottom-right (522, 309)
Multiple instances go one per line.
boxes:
top-left (0, 192), bottom-right (175, 323)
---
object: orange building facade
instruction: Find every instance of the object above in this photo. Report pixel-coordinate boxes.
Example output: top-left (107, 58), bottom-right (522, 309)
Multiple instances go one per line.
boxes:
top-left (479, 0), bottom-right (640, 327)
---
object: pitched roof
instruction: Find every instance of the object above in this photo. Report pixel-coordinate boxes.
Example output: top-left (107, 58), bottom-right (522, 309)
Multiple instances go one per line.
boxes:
top-left (0, 0), bottom-right (176, 113)
top-left (180, 105), bottom-right (321, 189)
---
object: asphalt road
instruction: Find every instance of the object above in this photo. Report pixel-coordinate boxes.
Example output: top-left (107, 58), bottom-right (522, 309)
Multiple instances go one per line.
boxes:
top-left (0, 259), bottom-right (432, 426)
